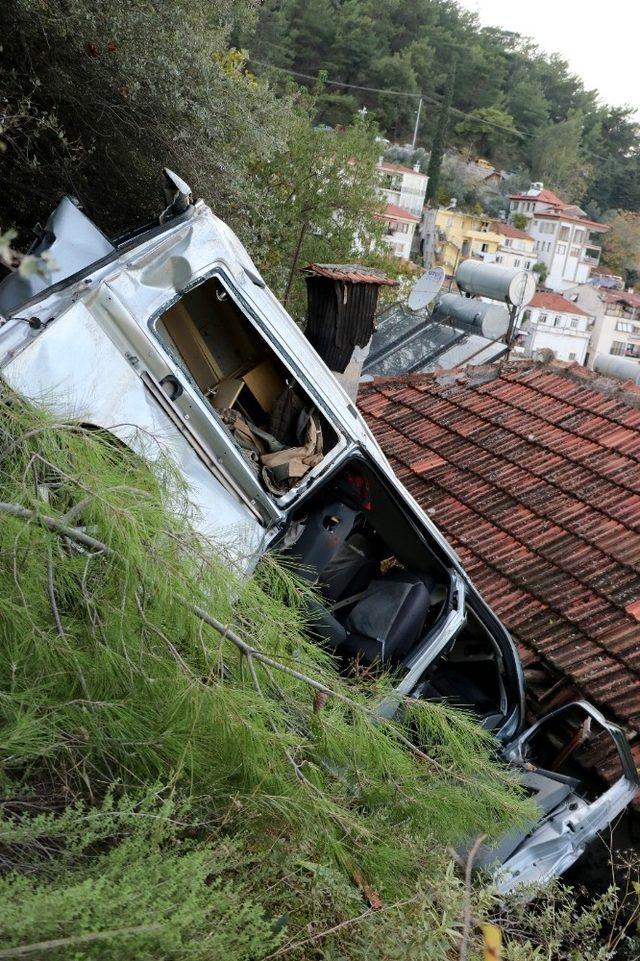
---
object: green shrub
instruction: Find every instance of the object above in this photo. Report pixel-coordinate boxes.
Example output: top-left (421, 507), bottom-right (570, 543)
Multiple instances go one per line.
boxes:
top-left (0, 792), bottom-right (280, 960)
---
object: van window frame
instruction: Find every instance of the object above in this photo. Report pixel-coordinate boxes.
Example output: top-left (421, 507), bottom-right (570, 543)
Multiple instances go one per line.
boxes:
top-left (146, 266), bottom-right (347, 508)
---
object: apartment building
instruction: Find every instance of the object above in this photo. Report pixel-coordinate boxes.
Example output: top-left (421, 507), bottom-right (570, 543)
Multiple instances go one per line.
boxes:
top-left (377, 160), bottom-right (428, 260)
top-left (492, 221), bottom-right (536, 271)
top-left (517, 291), bottom-right (591, 365)
top-left (419, 207), bottom-right (503, 273)
top-left (509, 183), bottom-right (607, 292)
top-left (565, 284), bottom-right (640, 367)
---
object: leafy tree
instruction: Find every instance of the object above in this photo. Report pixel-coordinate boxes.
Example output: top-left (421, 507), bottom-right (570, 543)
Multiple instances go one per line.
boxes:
top-left (455, 103), bottom-right (519, 161)
top-left (0, 0), bottom-right (295, 241)
top-left (600, 210), bottom-right (640, 282)
top-left (532, 261), bottom-right (548, 286)
top-left (529, 113), bottom-right (593, 203)
top-left (426, 58), bottom-right (457, 202)
top-left (370, 52), bottom-right (420, 139)
top-left (248, 0), bottom-right (640, 214)
top-left (512, 213), bottom-right (529, 230)
top-left (249, 111), bottom-right (383, 316)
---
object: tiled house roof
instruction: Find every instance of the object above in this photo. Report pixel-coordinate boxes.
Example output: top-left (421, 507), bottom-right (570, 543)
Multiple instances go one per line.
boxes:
top-left (359, 360), bottom-right (640, 785)
top-left (528, 292), bottom-right (590, 316)
top-left (380, 203), bottom-right (421, 223)
top-left (509, 188), bottom-right (567, 206)
top-left (492, 221), bottom-right (534, 241)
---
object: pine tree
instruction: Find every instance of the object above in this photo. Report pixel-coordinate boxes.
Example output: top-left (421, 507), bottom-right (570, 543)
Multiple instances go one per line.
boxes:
top-left (426, 59), bottom-right (457, 203)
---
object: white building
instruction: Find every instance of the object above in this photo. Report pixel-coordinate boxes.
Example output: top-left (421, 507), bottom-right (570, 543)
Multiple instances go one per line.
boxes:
top-left (380, 203), bottom-right (422, 259)
top-left (377, 160), bottom-right (428, 260)
top-left (509, 183), bottom-right (607, 292)
top-left (564, 284), bottom-right (640, 368)
top-left (492, 221), bottom-right (536, 271)
top-left (518, 291), bottom-right (591, 365)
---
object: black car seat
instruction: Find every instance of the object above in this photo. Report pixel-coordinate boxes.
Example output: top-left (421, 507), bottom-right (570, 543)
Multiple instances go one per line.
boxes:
top-left (308, 568), bottom-right (434, 666)
top-left (285, 501), bottom-right (359, 584)
top-left (319, 532), bottom-right (383, 603)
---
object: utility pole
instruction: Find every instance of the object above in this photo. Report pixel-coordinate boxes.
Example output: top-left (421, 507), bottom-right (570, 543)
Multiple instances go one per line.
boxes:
top-left (411, 97), bottom-right (423, 150)
top-left (283, 220), bottom-right (308, 308)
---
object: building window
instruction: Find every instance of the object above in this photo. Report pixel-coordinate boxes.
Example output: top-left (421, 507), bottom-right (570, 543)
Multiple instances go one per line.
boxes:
top-left (514, 258), bottom-right (521, 267)
top-left (557, 243), bottom-right (567, 255)
top-left (570, 246), bottom-right (580, 258)
top-left (481, 242), bottom-right (489, 252)
top-left (617, 321), bottom-right (634, 332)
top-left (525, 260), bottom-right (532, 269)
top-left (568, 352), bottom-right (577, 361)
top-left (570, 318), bottom-right (579, 328)
top-left (504, 238), bottom-right (512, 247)
top-left (539, 313), bottom-right (548, 324)
top-left (559, 226), bottom-right (570, 241)
top-left (610, 341), bottom-right (626, 355)
top-left (573, 229), bottom-right (585, 243)
top-left (554, 316), bottom-right (562, 327)
top-left (496, 255), bottom-right (503, 264)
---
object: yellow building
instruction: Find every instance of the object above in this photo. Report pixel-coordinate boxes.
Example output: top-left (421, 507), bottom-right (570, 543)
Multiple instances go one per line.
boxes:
top-left (422, 208), bottom-right (504, 274)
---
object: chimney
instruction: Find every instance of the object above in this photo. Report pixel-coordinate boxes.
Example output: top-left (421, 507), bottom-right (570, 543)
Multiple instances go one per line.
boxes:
top-left (303, 264), bottom-right (398, 401)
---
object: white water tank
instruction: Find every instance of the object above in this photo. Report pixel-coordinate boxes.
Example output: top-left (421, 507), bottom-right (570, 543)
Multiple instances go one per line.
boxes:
top-left (455, 260), bottom-right (536, 308)
top-left (433, 294), bottom-right (510, 340)
top-left (593, 353), bottom-right (640, 384)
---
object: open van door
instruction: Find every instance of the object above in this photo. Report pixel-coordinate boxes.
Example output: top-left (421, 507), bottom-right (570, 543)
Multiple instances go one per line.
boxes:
top-left (477, 702), bottom-right (639, 892)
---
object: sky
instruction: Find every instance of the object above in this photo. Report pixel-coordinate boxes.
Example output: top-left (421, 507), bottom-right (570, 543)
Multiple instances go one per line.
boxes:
top-left (458, 0), bottom-right (640, 113)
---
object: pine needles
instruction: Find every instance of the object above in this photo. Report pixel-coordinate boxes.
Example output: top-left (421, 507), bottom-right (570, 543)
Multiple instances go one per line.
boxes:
top-left (0, 391), bottom-right (536, 913)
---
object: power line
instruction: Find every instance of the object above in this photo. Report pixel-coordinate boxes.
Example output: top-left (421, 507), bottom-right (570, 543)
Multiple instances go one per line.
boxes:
top-left (249, 57), bottom-right (526, 139)
top-left (250, 50), bottom-right (617, 165)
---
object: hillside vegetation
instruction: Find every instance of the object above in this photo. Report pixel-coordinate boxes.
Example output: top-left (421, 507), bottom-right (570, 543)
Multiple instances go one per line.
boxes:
top-left (247, 0), bottom-right (640, 216)
top-left (3, 0), bottom-right (640, 314)
top-left (2, 394), bottom-right (638, 959)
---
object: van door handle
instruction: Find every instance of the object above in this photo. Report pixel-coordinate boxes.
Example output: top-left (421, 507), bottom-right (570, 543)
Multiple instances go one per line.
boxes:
top-left (159, 374), bottom-right (183, 400)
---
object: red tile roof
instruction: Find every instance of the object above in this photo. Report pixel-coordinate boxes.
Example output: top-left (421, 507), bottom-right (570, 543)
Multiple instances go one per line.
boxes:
top-left (535, 210), bottom-right (608, 232)
top-left (492, 221), bottom-right (534, 241)
top-left (603, 290), bottom-right (640, 309)
top-left (380, 203), bottom-right (421, 224)
top-left (379, 161), bottom-right (426, 177)
top-left (359, 360), bottom-right (640, 786)
top-left (529, 292), bottom-right (590, 317)
top-left (510, 188), bottom-right (567, 207)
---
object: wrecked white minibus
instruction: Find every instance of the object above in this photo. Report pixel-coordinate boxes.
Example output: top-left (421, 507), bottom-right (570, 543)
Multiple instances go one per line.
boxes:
top-left (0, 172), bottom-right (637, 891)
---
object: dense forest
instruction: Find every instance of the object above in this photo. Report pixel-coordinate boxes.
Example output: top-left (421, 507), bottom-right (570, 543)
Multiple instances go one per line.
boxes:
top-left (245, 0), bottom-right (640, 216)
top-left (2, 0), bottom-right (639, 300)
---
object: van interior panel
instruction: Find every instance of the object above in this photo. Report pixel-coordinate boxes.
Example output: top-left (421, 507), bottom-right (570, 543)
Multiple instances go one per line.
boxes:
top-left (155, 277), bottom-right (338, 492)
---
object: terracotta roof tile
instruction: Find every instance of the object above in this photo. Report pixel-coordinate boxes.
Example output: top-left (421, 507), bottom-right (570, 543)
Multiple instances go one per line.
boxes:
top-left (510, 188), bottom-right (567, 206)
top-left (529, 292), bottom-right (590, 317)
top-left (492, 221), bottom-right (534, 241)
top-left (380, 203), bottom-right (421, 224)
top-left (359, 359), bottom-right (640, 784)
top-left (379, 161), bottom-right (426, 177)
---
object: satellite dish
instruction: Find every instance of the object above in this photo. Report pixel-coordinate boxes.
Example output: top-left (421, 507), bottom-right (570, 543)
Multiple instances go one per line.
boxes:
top-left (408, 266), bottom-right (445, 311)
